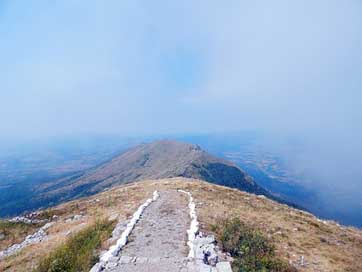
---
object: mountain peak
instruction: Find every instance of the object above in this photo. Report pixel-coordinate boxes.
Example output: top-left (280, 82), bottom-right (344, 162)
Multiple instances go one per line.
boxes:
top-left (24, 140), bottom-right (268, 214)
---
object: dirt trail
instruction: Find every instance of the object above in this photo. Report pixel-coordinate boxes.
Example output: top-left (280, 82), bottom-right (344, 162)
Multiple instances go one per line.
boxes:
top-left (104, 190), bottom-right (192, 272)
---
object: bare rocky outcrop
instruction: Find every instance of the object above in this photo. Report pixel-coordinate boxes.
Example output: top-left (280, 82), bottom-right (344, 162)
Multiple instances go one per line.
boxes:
top-left (9, 216), bottom-right (45, 224)
top-left (8, 211), bottom-right (49, 224)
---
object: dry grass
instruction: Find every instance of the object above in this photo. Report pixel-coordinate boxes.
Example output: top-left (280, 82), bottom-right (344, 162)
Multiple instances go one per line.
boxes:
top-left (35, 219), bottom-right (116, 272)
top-left (0, 221), bottom-right (43, 251)
top-left (136, 178), bottom-right (362, 272)
top-left (0, 182), bottom-right (152, 271)
top-left (1, 178), bottom-right (361, 272)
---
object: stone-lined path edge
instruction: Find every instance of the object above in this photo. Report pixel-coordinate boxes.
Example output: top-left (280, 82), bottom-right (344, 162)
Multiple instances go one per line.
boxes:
top-left (91, 191), bottom-right (160, 272)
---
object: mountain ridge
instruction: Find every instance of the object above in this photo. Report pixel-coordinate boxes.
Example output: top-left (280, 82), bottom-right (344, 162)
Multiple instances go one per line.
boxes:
top-left (34, 140), bottom-right (269, 201)
top-left (0, 140), bottom-right (297, 217)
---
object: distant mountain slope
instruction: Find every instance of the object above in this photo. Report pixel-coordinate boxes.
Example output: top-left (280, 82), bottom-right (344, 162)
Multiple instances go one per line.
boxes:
top-left (0, 140), bottom-right (288, 217)
top-left (34, 140), bottom-right (268, 200)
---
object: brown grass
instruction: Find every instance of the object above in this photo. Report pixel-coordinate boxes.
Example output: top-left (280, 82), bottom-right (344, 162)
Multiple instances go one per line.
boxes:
top-left (135, 178), bottom-right (362, 272)
top-left (0, 221), bottom-right (43, 251)
top-left (1, 178), bottom-right (361, 272)
top-left (0, 182), bottom-right (152, 271)
top-left (35, 219), bottom-right (115, 272)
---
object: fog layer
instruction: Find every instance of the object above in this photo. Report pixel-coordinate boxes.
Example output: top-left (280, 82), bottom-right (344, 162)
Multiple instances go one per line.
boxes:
top-left (1, 1), bottom-right (361, 224)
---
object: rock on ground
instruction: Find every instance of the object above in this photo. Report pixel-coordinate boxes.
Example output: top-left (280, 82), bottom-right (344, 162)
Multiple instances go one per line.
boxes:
top-left (104, 190), bottom-right (190, 271)
top-left (100, 190), bottom-right (232, 272)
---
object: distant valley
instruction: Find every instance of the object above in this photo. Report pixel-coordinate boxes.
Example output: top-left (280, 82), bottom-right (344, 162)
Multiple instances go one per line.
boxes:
top-left (181, 134), bottom-right (362, 228)
top-left (1, 135), bottom-right (361, 228)
top-left (0, 140), bottom-right (274, 217)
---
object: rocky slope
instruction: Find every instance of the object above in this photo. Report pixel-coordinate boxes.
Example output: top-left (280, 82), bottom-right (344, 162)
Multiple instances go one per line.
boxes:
top-left (1, 178), bottom-right (361, 272)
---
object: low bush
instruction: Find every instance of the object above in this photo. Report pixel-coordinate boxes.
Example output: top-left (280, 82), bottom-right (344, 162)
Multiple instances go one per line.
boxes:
top-left (35, 219), bottom-right (115, 272)
top-left (213, 218), bottom-right (297, 272)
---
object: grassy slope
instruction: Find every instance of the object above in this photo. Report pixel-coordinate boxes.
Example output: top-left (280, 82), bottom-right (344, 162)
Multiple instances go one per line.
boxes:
top-left (35, 219), bottom-right (115, 272)
top-left (1, 178), bottom-right (361, 272)
top-left (0, 221), bottom-right (43, 251)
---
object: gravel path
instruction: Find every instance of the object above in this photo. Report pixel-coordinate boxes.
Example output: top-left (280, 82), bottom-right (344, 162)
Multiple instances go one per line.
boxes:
top-left (104, 190), bottom-right (192, 272)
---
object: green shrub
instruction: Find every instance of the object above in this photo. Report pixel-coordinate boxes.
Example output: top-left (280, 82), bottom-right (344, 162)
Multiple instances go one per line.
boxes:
top-left (213, 218), bottom-right (297, 272)
top-left (35, 219), bottom-right (115, 272)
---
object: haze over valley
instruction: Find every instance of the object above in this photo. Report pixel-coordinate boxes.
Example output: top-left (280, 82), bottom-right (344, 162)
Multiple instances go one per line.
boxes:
top-left (1, 1), bottom-right (361, 271)
top-left (1, 134), bottom-right (361, 227)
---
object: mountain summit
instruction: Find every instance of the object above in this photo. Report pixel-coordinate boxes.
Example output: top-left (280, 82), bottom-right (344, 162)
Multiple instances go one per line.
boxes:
top-left (35, 140), bottom-right (268, 204)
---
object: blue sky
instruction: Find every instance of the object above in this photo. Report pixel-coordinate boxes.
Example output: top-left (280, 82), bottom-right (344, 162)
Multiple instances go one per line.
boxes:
top-left (1, 1), bottom-right (362, 204)
top-left (1, 0), bottom-right (361, 138)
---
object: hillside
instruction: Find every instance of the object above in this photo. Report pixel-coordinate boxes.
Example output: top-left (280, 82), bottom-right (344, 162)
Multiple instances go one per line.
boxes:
top-left (1, 140), bottom-right (274, 217)
top-left (0, 178), bottom-right (361, 271)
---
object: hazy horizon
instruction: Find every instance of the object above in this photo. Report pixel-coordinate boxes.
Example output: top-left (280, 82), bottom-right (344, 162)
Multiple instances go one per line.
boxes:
top-left (1, 1), bottom-right (362, 225)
